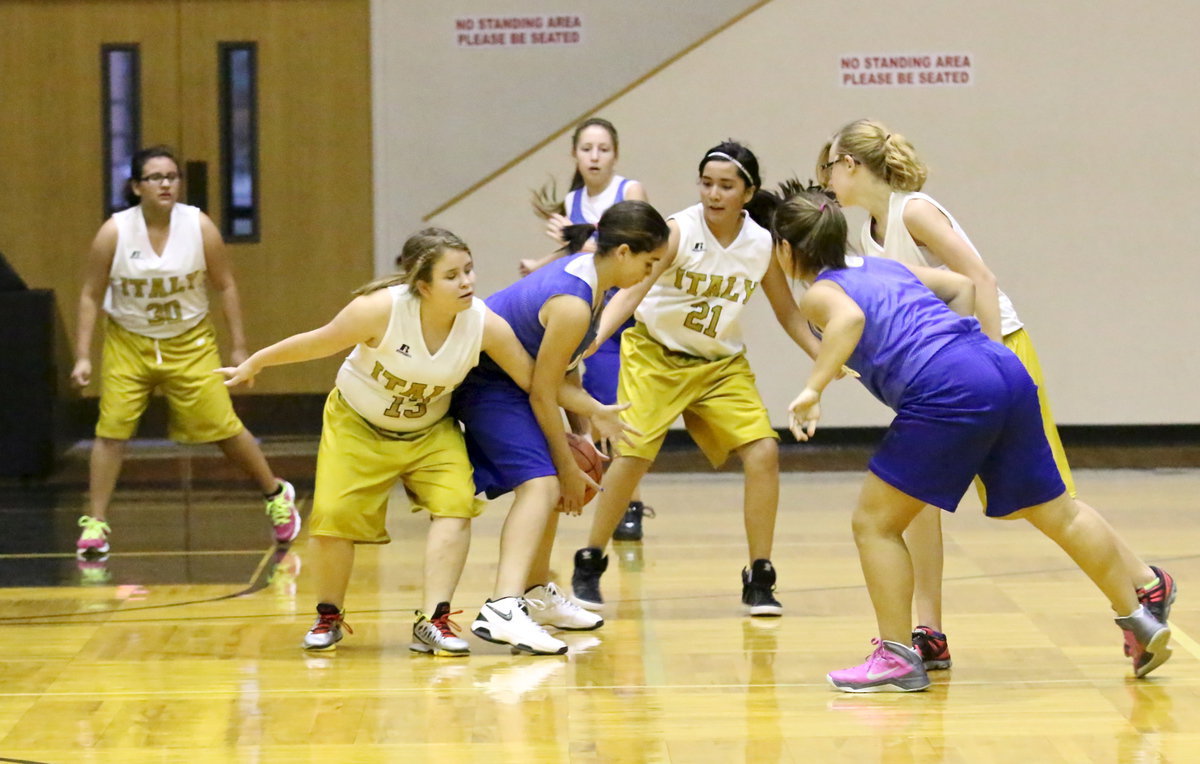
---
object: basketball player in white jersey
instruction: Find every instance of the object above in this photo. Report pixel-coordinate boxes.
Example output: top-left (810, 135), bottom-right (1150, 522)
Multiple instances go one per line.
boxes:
top-left (218, 228), bottom-right (633, 655)
top-left (524, 117), bottom-right (647, 273)
top-left (571, 141), bottom-right (822, 616)
top-left (71, 146), bottom-right (298, 561)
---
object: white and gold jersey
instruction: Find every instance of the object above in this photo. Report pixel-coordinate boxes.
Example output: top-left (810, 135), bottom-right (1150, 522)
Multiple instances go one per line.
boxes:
top-left (104, 203), bottom-right (209, 339)
top-left (635, 203), bottom-right (773, 360)
top-left (336, 285), bottom-right (486, 432)
top-left (861, 191), bottom-right (1023, 336)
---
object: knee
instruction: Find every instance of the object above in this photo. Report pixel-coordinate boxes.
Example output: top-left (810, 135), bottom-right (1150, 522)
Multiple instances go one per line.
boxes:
top-left (739, 438), bottom-right (779, 475)
top-left (851, 503), bottom-right (906, 541)
top-left (516, 475), bottom-right (561, 508)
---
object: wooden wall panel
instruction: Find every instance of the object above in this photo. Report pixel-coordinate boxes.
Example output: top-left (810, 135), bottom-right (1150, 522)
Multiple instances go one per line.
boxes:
top-left (0, 0), bottom-right (372, 397)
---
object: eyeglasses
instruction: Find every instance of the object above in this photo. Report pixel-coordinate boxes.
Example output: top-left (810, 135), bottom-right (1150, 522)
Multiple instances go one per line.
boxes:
top-left (140, 173), bottom-right (181, 184)
top-left (819, 155), bottom-right (850, 174)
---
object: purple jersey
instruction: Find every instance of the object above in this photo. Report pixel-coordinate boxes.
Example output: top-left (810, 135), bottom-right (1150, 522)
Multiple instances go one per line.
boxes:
top-left (815, 256), bottom-right (979, 409)
top-left (481, 253), bottom-right (599, 377)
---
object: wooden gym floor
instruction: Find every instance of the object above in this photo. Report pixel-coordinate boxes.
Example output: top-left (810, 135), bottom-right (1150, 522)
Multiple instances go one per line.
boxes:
top-left (0, 441), bottom-right (1197, 763)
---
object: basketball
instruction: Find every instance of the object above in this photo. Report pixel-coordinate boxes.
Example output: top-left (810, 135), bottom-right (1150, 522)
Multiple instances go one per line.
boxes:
top-left (566, 432), bottom-right (604, 505)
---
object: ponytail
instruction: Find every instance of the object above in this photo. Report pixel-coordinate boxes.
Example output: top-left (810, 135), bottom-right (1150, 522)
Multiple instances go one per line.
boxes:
top-left (770, 183), bottom-right (849, 278)
top-left (559, 223), bottom-right (597, 255)
top-left (830, 119), bottom-right (927, 191)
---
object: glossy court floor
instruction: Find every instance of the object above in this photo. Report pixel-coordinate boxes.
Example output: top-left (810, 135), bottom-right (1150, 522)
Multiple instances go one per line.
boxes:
top-left (1, 448), bottom-right (1198, 762)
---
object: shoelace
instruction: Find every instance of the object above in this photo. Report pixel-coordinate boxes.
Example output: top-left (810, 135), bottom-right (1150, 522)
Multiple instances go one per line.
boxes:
top-left (265, 494), bottom-right (293, 524)
top-left (431, 610), bottom-right (463, 638)
top-left (312, 612), bottom-right (353, 636)
top-left (77, 516), bottom-right (111, 538)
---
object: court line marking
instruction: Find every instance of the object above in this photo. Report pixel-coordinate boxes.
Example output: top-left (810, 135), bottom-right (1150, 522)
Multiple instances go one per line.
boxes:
top-left (0, 550), bottom-right (263, 560)
top-left (1167, 623), bottom-right (1200, 661)
top-left (3, 674), bottom-right (1195, 700)
top-left (3, 553), bottom-right (1196, 625)
top-left (0, 544), bottom-right (287, 622)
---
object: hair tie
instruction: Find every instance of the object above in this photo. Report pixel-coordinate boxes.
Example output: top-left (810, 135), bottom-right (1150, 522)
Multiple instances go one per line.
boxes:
top-left (819, 203), bottom-right (827, 212)
top-left (705, 151), bottom-right (754, 186)
top-left (883, 134), bottom-right (892, 142)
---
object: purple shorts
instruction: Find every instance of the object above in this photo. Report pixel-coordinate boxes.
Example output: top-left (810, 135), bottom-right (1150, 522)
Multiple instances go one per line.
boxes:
top-left (452, 368), bottom-right (554, 499)
top-left (869, 338), bottom-right (1066, 517)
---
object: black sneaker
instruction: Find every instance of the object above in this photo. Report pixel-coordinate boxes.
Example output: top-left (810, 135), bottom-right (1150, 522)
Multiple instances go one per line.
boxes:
top-left (612, 501), bottom-right (655, 542)
top-left (741, 559), bottom-right (783, 617)
top-left (572, 547), bottom-right (608, 609)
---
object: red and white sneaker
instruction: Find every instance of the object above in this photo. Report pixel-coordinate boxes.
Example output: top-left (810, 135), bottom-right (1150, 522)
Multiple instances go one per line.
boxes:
top-left (828, 639), bottom-right (931, 693)
top-left (411, 602), bottom-right (470, 656)
top-left (265, 479), bottom-right (300, 543)
top-left (303, 603), bottom-right (352, 651)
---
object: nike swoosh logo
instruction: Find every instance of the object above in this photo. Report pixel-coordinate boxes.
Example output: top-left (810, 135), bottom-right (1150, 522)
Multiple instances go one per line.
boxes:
top-left (866, 666), bottom-right (904, 680)
top-left (486, 603), bottom-right (513, 621)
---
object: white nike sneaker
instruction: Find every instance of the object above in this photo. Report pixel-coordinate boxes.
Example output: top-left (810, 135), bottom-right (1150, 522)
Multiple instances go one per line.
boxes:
top-left (525, 582), bottom-right (604, 631)
top-left (471, 596), bottom-right (568, 655)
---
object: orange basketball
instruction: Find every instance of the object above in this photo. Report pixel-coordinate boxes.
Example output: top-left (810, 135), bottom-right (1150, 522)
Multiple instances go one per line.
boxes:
top-left (566, 432), bottom-right (604, 505)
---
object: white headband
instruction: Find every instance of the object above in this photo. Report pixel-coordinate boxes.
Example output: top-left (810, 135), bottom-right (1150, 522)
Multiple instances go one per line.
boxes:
top-left (705, 151), bottom-right (753, 185)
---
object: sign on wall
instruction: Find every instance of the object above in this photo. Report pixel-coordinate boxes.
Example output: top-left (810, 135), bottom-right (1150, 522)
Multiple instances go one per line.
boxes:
top-left (839, 53), bottom-right (973, 87)
top-left (455, 15), bottom-right (584, 48)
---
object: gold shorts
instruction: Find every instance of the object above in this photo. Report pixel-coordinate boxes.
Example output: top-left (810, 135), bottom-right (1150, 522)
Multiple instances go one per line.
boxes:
top-left (308, 390), bottom-right (482, 544)
top-left (615, 323), bottom-right (778, 467)
top-left (95, 318), bottom-right (243, 443)
top-left (974, 328), bottom-right (1076, 504)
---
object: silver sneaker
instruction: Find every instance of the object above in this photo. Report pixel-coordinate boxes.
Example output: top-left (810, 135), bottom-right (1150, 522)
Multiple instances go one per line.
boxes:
top-left (525, 582), bottom-right (604, 631)
top-left (1116, 604), bottom-right (1172, 678)
top-left (410, 602), bottom-right (470, 656)
top-left (303, 603), bottom-right (351, 651)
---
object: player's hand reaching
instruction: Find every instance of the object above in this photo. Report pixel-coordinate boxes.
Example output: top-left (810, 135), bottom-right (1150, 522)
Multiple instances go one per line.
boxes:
top-left (544, 213), bottom-right (572, 245)
top-left (590, 402), bottom-right (639, 451)
top-left (216, 359), bottom-right (261, 388)
top-left (788, 387), bottom-right (822, 441)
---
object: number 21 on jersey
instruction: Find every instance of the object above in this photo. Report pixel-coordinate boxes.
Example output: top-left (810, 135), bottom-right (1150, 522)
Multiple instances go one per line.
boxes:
top-left (683, 301), bottom-right (723, 338)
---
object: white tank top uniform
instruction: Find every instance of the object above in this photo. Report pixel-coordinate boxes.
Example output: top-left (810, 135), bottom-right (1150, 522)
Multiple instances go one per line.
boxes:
top-left (563, 175), bottom-right (631, 225)
top-left (861, 191), bottom-right (1023, 336)
top-left (636, 203), bottom-right (774, 360)
top-left (336, 285), bottom-right (486, 433)
top-left (104, 203), bottom-right (209, 339)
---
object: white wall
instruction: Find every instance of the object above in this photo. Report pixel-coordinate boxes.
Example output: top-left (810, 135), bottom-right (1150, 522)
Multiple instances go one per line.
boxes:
top-left (373, 0), bottom-right (1200, 426)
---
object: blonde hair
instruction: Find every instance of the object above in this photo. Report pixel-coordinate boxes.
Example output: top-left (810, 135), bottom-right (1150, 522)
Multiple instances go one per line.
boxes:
top-left (353, 228), bottom-right (470, 297)
top-left (818, 119), bottom-right (927, 192)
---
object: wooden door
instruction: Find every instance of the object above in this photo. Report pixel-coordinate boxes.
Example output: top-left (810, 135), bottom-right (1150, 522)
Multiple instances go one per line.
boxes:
top-left (176, 0), bottom-right (373, 392)
top-left (0, 0), bottom-right (372, 395)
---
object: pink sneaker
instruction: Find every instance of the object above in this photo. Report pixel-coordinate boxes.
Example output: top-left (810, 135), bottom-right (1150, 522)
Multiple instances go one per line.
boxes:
top-left (828, 639), bottom-right (931, 693)
top-left (76, 516), bottom-right (111, 556)
top-left (1116, 605), bottom-right (1172, 678)
top-left (265, 479), bottom-right (300, 543)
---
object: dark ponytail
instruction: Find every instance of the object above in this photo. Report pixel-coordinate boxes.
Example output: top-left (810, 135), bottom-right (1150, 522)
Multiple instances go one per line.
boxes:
top-left (558, 200), bottom-right (669, 257)
top-left (559, 223), bottom-right (597, 255)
